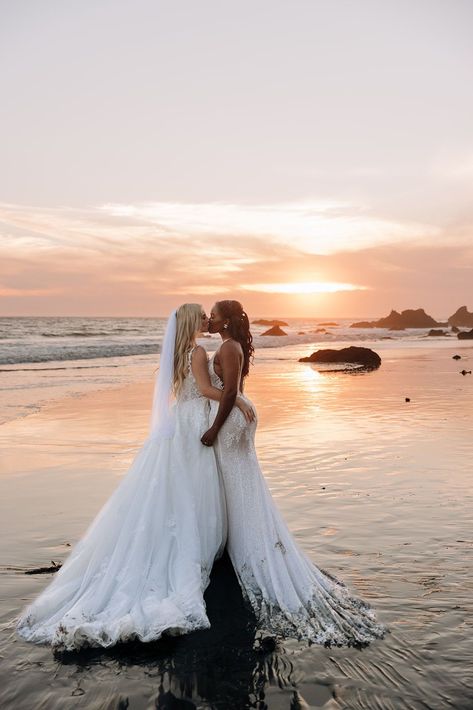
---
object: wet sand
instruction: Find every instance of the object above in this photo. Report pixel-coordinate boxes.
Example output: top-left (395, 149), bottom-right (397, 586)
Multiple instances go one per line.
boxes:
top-left (1, 343), bottom-right (472, 709)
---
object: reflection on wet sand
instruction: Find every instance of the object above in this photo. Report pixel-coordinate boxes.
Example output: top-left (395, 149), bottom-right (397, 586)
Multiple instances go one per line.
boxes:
top-left (54, 552), bottom-right (298, 709)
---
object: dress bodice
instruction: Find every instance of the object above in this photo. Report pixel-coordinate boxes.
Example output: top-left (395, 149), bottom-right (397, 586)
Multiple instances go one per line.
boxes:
top-left (176, 347), bottom-right (207, 403)
top-left (209, 353), bottom-right (224, 391)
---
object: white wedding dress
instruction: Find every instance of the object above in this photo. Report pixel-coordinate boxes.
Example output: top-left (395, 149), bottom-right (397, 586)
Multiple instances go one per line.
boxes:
top-left (15, 348), bottom-right (227, 651)
top-left (208, 352), bottom-right (386, 646)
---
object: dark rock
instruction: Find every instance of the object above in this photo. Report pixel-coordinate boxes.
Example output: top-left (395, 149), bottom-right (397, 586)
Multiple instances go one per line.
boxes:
top-left (460, 370), bottom-right (472, 375)
top-left (318, 322), bottom-right (338, 326)
top-left (452, 354), bottom-right (462, 360)
top-left (252, 319), bottom-right (289, 326)
top-left (350, 320), bottom-right (377, 328)
top-left (428, 329), bottom-right (449, 336)
top-left (261, 325), bottom-right (288, 336)
top-left (314, 328), bottom-right (326, 333)
top-left (299, 346), bottom-right (381, 371)
top-left (351, 308), bottom-right (441, 329)
top-left (297, 331), bottom-right (306, 335)
top-left (405, 397), bottom-right (410, 402)
top-left (458, 328), bottom-right (473, 340)
top-left (25, 560), bottom-right (62, 575)
top-left (451, 326), bottom-right (460, 333)
top-left (448, 306), bottom-right (473, 328)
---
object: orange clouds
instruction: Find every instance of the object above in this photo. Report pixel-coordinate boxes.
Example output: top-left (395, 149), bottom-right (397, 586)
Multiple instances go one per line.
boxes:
top-left (0, 201), bottom-right (471, 318)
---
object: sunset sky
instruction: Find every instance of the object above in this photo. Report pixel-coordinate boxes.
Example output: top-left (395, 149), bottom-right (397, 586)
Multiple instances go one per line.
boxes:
top-left (1, 0), bottom-right (472, 318)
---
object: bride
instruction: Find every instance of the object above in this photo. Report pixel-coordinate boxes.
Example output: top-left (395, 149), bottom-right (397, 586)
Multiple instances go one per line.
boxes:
top-left (200, 299), bottom-right (387, 647)
top-left (14, 304), bottom-right (254, 651)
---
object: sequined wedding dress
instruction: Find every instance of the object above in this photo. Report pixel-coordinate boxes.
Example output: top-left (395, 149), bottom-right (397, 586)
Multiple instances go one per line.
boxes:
top-left (15, 348), bottom-right (227, 651)
top-left (208, 351), bottom-right (386, 646)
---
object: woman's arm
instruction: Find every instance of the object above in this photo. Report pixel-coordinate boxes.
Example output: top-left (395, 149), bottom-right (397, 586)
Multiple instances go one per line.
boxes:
top-left (192, 346), bottom-right (255, 422)
top-left (201, 340), bottom-right (242, 447)
top-left (191, 346), bottom-right (227, 401)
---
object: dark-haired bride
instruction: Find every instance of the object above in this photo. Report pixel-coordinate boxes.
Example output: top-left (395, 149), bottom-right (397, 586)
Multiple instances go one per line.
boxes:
top-left (200, 299), bottom-right (386, 646)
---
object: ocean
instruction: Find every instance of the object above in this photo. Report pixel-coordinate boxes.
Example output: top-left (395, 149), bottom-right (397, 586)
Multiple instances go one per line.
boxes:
top-left (0, 315), bottom-right (469, 425)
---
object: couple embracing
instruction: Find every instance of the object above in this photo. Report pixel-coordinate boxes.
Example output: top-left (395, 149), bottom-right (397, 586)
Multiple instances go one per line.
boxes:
top-left (16, 300), bottom-right (386, 651)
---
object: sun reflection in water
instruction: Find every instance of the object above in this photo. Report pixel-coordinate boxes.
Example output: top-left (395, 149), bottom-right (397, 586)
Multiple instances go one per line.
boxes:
top-left (296, 362), bottom-right (346, 401)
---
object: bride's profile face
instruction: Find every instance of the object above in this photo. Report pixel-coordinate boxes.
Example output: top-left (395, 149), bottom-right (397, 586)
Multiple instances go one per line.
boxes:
top-left (198, 309), bottom-right (209, 334)
top-left (208, 303), bottom-right (225, 334)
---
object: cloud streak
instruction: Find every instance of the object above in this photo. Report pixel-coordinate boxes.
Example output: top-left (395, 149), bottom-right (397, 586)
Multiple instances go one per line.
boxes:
top-left (241, 282), bottom-right (369, 294)
top-left (101, 200), bottom-right (440, 255)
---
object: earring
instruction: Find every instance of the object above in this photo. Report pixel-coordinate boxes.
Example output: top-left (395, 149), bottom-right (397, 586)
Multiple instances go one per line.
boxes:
top-left (223, 324), bottom-right (228, 329)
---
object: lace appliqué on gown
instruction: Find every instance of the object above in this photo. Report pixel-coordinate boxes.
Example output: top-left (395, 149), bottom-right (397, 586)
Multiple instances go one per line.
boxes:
top-left (208, 353), bottom-right (386, 647)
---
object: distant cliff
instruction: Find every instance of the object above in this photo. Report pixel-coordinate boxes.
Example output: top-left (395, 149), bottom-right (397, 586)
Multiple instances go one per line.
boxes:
top-left (252, 319), bottom-right (289, 326)
top-left (448, 306), bottom-right (473, 328)
top-left (351, 308), bottom-right (441, 329)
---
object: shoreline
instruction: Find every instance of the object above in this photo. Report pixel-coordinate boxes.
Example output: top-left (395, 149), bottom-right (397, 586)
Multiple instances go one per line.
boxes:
top-left (1, 336), bottom-right (472, 428)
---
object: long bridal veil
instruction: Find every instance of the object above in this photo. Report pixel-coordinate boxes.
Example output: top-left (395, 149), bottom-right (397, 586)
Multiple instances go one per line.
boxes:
top-left (149, 308), bottom-right (177, 441)
top-left (15, 310), bottom-right (227, 650)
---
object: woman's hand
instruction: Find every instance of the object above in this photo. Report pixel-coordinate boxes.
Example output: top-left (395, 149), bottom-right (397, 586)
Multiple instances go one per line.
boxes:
top-left (236, 395), bottom-right (256, 423)
top-left (201, 426), bottom-right (218, 447)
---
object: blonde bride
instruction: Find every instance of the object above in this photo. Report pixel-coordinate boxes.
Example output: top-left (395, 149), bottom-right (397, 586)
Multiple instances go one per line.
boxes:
top-left (15, 304), bottom-right (251, 651)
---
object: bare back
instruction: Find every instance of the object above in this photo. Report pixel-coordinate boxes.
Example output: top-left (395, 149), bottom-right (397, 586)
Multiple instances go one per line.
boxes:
top-left (213, 339), bottom-right (244, 393)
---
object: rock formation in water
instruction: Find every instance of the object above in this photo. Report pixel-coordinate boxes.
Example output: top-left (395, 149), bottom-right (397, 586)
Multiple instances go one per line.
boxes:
top-left (351, 308), bottom-right (441, 329)
top-left (299, 346), bottom-right (381, 371)
top-left (427, 329), bottom-right (449, 336)
top-left (448, 306), bottom-right (473, 328)
top-left (252, 319), bottom-right (289, 326)
top-left (458, 328), bottom-right (473, 340)
top-left (261, 325), bottom-right (288, 336)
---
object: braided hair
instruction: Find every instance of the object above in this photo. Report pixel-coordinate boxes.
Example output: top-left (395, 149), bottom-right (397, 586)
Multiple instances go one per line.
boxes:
top-left (216, 300), bottom-right (254, 379)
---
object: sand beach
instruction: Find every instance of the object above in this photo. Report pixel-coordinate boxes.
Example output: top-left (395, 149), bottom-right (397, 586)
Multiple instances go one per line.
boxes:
top-left (1, 332), bottom-right (472, 709)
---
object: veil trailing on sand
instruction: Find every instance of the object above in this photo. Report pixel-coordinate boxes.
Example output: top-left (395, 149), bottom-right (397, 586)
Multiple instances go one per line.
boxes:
top-left (15, 304), bottom-right (228, 651)
top-left (149, 309), bottom-right (177, 441)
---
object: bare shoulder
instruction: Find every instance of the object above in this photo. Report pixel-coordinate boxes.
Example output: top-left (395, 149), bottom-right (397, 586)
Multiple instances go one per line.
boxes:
top-left (191, 344), bottom-right (208, 363)
top-left (220, 339), bottom-right (243, 359)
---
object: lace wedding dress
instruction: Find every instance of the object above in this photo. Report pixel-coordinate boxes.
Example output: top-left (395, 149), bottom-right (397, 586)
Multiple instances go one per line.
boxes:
top-left (15, 348), bottom-right (227, 651)
top-left (208, 352), bottom-right (386, 646)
